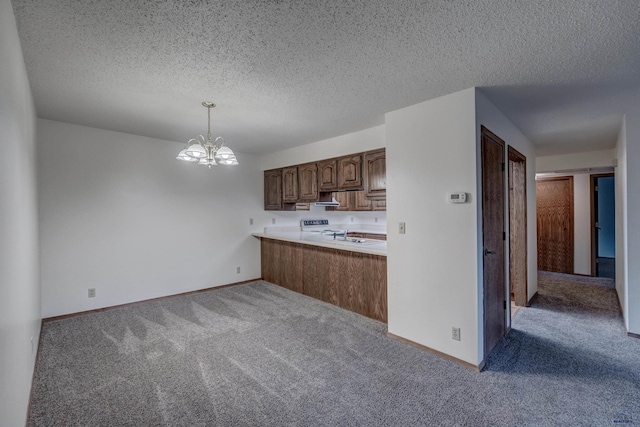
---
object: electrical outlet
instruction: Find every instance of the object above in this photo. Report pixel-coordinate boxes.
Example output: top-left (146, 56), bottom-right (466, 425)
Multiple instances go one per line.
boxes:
top-left (236, 266), bottom-right (241, 274)
top-left (249, 218), bottom-right (254, 225)
top-left (374, 217), bottom-right (378, 223)
top-left (399, 222), bottom-right (406, 234)
top-left (271, 218), bottom-right (276, 225)
top-left (452, 327), bottom-right (461, 341)
top-left (88, 288), bottom-right (96, 298)
top-left (350, 216), bottom-right (354, 223)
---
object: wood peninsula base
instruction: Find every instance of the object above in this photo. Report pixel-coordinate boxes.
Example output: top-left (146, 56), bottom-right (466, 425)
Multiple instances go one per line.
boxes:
top-left (260, 237), bottom-right (387, 323)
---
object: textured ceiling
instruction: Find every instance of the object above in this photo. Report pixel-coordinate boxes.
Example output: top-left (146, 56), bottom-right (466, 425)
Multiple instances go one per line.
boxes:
top-left (10, 0), bottom-right (640, 156)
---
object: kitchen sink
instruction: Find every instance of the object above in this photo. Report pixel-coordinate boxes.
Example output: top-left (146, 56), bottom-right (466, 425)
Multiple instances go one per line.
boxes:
top-left (324, 238), bottom-right (385, 247)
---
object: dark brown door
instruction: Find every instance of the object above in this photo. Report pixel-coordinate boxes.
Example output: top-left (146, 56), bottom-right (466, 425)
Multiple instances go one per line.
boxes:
top-left (536, 177), bottom-right (574, 273)
top-left (481, 126), bottom-right (506, 358)
top-left (508, 147), bottom-right (528, 307)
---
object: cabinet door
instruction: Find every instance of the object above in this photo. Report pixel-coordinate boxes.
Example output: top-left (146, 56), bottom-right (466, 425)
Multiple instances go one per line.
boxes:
top-left (282, 166), bottom-right (299, 203)
top-left (264, 169), bottom-right (283, 210)
top-left (318, 159), bottom-right (338, 191)
top-left (298, 163), bottom-right (319, 202)
top-left (326, 191), bottom-right (351, 211)
top-left (337, 155), bottom-right (363, 190)
top-left (354, 190), bottom-right (372, 211)
top-left (364, 149), bottom-right (386, 199)
top-left (372, 199), bottom-right (386, 211)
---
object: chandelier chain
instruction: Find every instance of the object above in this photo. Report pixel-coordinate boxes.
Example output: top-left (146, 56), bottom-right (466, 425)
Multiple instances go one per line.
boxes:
top-left (207, 105), bottom-right (212, 143)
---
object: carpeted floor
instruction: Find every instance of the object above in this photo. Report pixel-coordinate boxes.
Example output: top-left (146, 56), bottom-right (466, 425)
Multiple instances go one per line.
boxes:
top-left (29, 275), bottom-right (640, 426)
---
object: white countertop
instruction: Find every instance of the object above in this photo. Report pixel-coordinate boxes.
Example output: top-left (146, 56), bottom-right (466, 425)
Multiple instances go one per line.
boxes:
top-left (252, 228), bottom-right (387, 256)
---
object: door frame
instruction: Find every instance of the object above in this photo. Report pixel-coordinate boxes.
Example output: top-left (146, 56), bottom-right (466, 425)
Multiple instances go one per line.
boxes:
top-left (480, 126), bottom-right (507, 358)
top-left (590, 173), bottom-right (615, 277)
top-left (508, 146), bottom-right (528, 306)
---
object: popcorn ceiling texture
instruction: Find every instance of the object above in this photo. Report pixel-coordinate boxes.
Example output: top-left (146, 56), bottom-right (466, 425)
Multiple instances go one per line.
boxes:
top-left (10, 0), bottom-right (640, 154)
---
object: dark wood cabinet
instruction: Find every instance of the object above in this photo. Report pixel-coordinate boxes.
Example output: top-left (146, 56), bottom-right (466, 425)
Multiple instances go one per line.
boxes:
top-left (326, 190), bottom-right (386, 212)
top-left (337, 155), bottom-right (363, 190)
top-left (282, 166), bottom-right (299, 203)
top-left (264, 169), bottom-right (295, 211)
top-left (318, 159), bottom-right (338, 191)
top-left (329, 191), bottom-right (351, 211)
top-left (372, 199), bottom-right (386, 211)
top-left (354, 190), bottom-right (373, 211)
top-left (298, 163), bottom-right (319, 202)
top-left (347, 232), bottom-right (386, 241)
top-left (364, 149), bottom-right (386, 199)
top-left (264, 149), bottom-right (385, 211)
top-left (264, 169), bottom-right (283, 210)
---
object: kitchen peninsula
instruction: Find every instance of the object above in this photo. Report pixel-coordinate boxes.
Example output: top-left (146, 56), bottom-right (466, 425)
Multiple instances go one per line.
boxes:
top-left (253, 224), bottom-right (387, 322)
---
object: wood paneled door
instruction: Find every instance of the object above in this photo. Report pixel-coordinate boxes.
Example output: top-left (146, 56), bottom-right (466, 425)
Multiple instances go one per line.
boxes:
top-left (536, 176), bottom-right (574, 273)
top-left (337, 155), bottom-right (363, 190)
top-left (481, 126), bottom-right (507, 358)
top-left (508, 147), bottom-right (528, 307)
top-left (297, 163), bottom-right (319, 202)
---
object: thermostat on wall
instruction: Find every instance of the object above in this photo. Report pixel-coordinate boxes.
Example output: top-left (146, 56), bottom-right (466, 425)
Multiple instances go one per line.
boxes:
top-left (448, 192), bottom-right (467, 203)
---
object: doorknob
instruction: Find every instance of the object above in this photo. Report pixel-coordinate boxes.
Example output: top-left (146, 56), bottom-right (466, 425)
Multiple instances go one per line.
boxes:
top-left (484, 248), bottom-right (496, 256)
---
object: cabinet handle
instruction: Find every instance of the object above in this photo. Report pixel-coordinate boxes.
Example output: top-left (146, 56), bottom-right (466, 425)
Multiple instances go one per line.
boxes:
top-left (484, 248), bottom-right (496, 256)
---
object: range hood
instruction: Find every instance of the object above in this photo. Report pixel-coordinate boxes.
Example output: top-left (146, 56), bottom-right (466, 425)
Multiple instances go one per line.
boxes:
top-left (314, 197), bottom-right (340, 207)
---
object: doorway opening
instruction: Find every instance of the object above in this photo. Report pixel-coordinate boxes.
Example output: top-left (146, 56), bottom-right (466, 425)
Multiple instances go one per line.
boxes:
top-left (591, 174), bottom-right (615, 279)
top-left (508, 147), bottom-right (528, 307)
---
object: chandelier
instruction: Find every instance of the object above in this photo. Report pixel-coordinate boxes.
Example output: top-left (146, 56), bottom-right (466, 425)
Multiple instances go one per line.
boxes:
top-left (176, 101), bottom-right (238, 168)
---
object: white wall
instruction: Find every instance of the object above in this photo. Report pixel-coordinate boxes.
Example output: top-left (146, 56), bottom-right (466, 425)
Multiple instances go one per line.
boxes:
top-left (536, 149), bottom-right (616, 172)
top-left (386, 88), bottom-right (480, 365)
top-left (38, 120), bottom-right (265, 317)
top-left (572, 174), bottom-right (592, 275)
top-left (0, 1), bottom-right (41, 425)
top-left (624, 105), bottom-right (640, 335)
top-left (475, 91), bottom-right (538, 326)
top-left (615, 116), bottom-right (628, 328)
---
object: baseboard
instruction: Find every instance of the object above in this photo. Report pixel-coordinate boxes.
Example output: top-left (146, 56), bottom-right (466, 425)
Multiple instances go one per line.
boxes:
top-left (527, 291), bottom-right (538, 306)
top-left (386, 332), bottom-right (483, 372)
top-left (628, 332), bottom-right (640, 339)
top-left (42, 278), bottom-right (262, 323)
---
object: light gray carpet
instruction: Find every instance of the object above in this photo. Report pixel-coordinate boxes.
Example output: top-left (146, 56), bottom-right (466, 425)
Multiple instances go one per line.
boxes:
top-left (29, 278), bottom-right (640, 426)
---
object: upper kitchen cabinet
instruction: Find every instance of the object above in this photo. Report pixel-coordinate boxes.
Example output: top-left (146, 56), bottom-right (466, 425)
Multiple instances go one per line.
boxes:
top-left (364, 149), bottom-right (386, 199)
top-left (298, 163), bottom-right (319, 202)
top-left (317, 159), bottom-right (338, 191)
top-left (337, 155), bottom-right (363, 190)
top-left (264, 169), bottom-right (294, 211)
top-left (282, 166), bottom-right (299, 203)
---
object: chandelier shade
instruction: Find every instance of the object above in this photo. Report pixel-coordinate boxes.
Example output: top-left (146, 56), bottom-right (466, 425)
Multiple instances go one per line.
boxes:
top-left (177, 102), bottom-right (238, 169)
